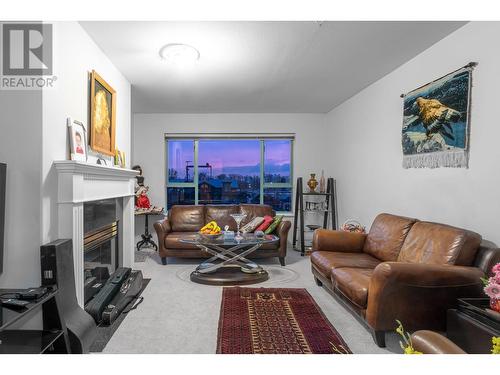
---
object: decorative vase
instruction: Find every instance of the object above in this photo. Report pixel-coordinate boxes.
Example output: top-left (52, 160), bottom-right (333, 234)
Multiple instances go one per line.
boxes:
top-left (319, 170), bottom-right (326, 193)
top-left (491, 298), bottom-right (500, 313)
top-left (307, 173), bottom-right (318, 192)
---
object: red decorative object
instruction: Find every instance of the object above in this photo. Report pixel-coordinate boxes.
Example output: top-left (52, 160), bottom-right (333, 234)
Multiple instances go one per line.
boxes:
top-left (216, 287), bottom-right (351, 354)
top-left (136, 192), bottom-right (151, 209)
top-left (255, 215), bottom-right (273, 232)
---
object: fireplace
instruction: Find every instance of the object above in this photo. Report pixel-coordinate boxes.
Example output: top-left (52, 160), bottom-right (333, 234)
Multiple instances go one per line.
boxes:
top-left (54, 161), bottom-right (138, 307)
top-left (83, 199), bottom-right (120, 303)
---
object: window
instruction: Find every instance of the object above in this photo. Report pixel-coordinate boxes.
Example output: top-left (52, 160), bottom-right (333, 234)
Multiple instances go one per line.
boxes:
top-left (166, 136), bottom-right (293, 212)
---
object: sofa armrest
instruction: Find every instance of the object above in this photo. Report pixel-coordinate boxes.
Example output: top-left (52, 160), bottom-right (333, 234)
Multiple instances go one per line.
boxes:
top-left (153, 218), bottom-right (171, 254)
top-left (366, 262), bottom-right (484, 332)
top-left (276, 220), bottom-right (291, 257)
top-left (411, 330), bottom-right (466, 354)
top-left (312, 229), bottom-right (366, 253)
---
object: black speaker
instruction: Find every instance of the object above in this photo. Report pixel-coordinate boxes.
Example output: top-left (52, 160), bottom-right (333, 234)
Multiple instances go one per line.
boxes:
top-left (41, 239), bottom-right (97, 353)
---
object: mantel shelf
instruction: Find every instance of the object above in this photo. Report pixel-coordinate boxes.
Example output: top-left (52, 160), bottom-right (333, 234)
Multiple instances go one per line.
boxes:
top-left (53, 160), bottom-right (138, 180)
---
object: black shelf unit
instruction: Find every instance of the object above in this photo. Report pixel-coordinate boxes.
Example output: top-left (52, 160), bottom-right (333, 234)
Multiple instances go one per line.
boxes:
top-left (0, 288), bottom-right (71, 354)
top-left (292, 177), bottom-right (337, 256)
top-left (0, 330), bottom-right (66, 354)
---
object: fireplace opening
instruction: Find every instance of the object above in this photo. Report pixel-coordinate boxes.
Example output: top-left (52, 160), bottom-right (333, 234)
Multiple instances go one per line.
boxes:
top-left (83, 199), bottom-right (120, 304)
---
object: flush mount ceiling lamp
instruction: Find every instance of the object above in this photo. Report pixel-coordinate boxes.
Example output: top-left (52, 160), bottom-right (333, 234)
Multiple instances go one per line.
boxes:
top-left (159, 43), bottom-right (200, 65)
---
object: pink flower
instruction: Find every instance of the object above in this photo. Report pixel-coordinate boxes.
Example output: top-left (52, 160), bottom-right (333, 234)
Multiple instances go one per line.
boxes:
top-left (492, 263), bottom-right (500, 274)
top-left (494, 274), bottom-right (500, 284)
top-left (484, 283), bottom-right (500, 299)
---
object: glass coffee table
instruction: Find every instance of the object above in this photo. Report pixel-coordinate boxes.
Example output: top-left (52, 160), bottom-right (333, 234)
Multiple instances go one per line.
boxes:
top-left (180, 233), bottom-right (279, 286)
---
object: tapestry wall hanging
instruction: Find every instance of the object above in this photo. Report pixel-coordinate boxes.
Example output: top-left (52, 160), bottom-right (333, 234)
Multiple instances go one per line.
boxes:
top-left (401, 63), bottom-right (476, 169)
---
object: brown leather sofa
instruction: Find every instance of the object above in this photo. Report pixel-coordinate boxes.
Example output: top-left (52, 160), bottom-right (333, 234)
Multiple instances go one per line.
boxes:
top-left (154, 204), bottom-right (291, 266)
top-left (310, 213), bottom-right (500, 347)
top-left (410, 330), bottom-right (466, 354)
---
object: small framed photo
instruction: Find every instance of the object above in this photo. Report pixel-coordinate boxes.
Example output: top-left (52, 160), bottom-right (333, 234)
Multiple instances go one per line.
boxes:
top-left (67, 118), bottom-right (88, 161)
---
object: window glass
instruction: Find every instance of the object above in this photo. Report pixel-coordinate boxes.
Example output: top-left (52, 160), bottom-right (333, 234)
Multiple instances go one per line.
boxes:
top-left (264, 140), bottom-right (291, 184)
top-left (166, 187), bottom-right (195, 209)
top-left (264, 187), bottom-right (292, 212)
top-left (167, 140), bottom-right (194, 183)
top-left (198, 140), bottom-right (260, 205)
top-left (165, 138), bottom-right (293, 212)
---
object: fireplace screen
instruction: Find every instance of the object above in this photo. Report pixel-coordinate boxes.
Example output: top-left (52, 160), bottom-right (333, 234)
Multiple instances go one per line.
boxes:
top-left (83, 222), bottom-right (119, 304)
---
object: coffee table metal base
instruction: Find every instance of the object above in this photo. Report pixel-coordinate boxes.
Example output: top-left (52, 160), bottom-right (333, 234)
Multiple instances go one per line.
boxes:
top-left (190, 265), bottom-right (269, 286)
top-left (182, 234), bottom-right (278, 286)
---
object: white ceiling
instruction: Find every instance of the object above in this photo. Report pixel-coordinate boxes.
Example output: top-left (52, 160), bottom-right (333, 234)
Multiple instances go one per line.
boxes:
top-left (80, 21), bottom-right (466, 113)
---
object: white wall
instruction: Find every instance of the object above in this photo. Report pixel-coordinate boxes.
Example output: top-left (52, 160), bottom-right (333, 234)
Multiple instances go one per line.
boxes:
top-left (0, 21), bottom-right (131, 289)
top-left (42, 22), bottom-right (132, 245)
top-left (132, 113), bottom-right (329, 237)
top-left (325, 22), bottom-right (500, 245)
top-left (0, 90), bottom-right (43, 288)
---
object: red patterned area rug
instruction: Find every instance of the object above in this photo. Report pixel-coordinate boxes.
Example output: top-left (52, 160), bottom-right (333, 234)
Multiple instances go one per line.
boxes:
top-left (216, 287), bottom-right (351, 354)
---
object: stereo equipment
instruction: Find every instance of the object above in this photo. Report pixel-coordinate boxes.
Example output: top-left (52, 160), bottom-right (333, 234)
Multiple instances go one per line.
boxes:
top-left (1, 298), bottom-right (30, 309)
top-left (41, 239), bottom-right (97, 353)
top-left (17, 287), bottom-right (48, 300)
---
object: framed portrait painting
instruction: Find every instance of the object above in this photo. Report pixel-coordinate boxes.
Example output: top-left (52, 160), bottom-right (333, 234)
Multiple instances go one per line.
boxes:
top-left (67, 118), bottom-right (88, 161)
top-left (90, 70), bottom-right (116, 156)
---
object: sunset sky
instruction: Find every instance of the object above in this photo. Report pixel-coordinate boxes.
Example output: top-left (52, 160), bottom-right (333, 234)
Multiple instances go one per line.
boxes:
top-left (168, 139), bottom-right (291, 177)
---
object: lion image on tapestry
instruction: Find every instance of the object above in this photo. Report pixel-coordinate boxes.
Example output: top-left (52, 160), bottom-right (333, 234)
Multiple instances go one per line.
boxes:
top-left (402, 65), bottom-right (473, 168)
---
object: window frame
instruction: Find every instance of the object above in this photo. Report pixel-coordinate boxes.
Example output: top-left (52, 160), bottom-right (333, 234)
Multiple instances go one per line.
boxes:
top-left (165, 134), bottom-right (294, 214)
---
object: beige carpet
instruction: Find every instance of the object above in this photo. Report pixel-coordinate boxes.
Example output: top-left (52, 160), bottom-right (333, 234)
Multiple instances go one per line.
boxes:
top-left (102, 246), bottom-right (393, 354)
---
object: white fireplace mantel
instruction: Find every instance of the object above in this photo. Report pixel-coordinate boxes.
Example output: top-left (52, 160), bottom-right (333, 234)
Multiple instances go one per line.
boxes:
top-left (54, 161), bottom-right (138, 306)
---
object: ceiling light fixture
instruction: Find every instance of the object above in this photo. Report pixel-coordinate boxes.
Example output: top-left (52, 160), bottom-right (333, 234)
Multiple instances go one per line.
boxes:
top-left (159, 43), bottom-right (200, 65)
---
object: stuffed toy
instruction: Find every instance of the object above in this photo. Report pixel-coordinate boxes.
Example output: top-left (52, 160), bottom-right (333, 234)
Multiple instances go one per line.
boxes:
top-left (135, 186), bottom-right (151, 209)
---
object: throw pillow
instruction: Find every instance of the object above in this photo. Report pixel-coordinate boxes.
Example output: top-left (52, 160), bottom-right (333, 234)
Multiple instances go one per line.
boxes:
top-left (255, 215), bottom-right (274, 232)
top-left (241, 216), bottom-right (264, 233)
top-left (265, 215), bottom-right (283, 234)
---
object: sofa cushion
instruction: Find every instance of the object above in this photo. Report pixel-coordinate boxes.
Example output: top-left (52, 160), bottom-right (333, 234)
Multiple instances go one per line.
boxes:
top-left (331, 268), bottom-right (373, 309)
top-left (169, 205), bottom-right (205, 232)
top-left (398, 221), bottom-right (482, 266)
top-left (363, 213), bottom-right (418, 262)
top-left (239, 204), bottom-right (275, 226)
top-left (241, 217), bottom-right (265, 233)
top-left (256, 215), bottom-right (274, 232)
top-left (265, 215), bottom-right (283, 234)
top-left (164, 232), bottom-right (200, 250)
top-left (205, 204), bottom-right (239, 231)
top-left (310, 251), bottom-right (381, 278)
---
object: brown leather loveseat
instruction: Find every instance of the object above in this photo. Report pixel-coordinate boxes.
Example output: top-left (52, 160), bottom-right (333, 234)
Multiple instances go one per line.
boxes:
top-left (410, 330), bottom-right (466, 354)
top-left (311, 213), bottom-right (500, 347)
top-left (154, 204), bottom-right (291, 266)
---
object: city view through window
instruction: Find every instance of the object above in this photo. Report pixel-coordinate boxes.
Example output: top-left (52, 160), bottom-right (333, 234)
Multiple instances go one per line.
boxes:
top-left (166, 138), bottom-right (293, 212)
